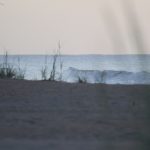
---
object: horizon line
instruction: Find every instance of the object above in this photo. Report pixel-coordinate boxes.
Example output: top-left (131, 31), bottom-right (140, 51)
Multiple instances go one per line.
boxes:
top-left (0, 53), bottom-right (150, 56)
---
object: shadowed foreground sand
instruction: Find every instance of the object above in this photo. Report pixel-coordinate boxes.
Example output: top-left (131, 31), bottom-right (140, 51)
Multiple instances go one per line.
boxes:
top-left (0, 79), bottom-right (150, 150)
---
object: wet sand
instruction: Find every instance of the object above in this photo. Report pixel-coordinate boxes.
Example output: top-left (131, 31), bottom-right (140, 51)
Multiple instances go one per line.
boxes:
top-left (0, 79), bottom-right (150, 150)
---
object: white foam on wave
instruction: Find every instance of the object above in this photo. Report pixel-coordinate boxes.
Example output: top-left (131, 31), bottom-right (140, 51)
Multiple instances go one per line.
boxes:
top-left (62, 67), bottom-right (150, 84)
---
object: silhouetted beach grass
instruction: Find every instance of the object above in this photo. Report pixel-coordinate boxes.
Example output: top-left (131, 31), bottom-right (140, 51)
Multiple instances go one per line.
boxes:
top-left (0, 52), bottom-right (25, 79)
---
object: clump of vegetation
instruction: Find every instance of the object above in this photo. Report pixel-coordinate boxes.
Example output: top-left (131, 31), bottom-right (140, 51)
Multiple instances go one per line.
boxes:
top-left (41, 55), bottom-right (48, 80)
top-left (0, 64), bottom-right (16, 79)
top-left (49, 41), bottom-right (63, 81)
top-left (0, 52), bottom-right (25, 79)
top-left (78, 77), bottom-right (87, 83)
top-left (41, 41), bottom-right (63, 81)
top-left (49, 53), bottom-right (58, 81)
top-left (0, 52), bottom-right (15, 79)
top-left (41, 66), bottom-right (48, 80)
top-left (14, 56), bottom-right (26, 80)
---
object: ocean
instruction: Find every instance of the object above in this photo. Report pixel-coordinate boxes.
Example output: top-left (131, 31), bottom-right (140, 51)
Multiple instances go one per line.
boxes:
top-left (0, 54), bottom-right (150, 81)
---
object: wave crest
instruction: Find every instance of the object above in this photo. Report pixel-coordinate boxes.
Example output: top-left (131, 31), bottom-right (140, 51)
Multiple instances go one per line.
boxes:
top-left (62, 67), bottom-right (150, 84)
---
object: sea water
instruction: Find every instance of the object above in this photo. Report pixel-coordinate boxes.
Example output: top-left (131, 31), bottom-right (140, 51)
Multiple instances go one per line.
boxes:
top-left (0, 55), bottom-right (150, 83)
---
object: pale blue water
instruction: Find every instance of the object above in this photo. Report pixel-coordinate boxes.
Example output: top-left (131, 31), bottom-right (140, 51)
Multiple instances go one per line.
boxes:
top-left (0, 55), bottom-right (150, 80)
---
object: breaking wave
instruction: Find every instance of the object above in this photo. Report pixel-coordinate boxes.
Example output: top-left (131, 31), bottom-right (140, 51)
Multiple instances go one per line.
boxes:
top-left (62, 67), bottom-right (150, 84)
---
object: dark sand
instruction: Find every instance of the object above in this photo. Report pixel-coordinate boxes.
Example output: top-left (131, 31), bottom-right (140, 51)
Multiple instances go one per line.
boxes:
top-left (0, 79), bottom-right (150, 150)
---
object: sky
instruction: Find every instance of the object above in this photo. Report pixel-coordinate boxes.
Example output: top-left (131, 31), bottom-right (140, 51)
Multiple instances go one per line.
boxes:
top-left (0, 0), bottom-right (150, 54)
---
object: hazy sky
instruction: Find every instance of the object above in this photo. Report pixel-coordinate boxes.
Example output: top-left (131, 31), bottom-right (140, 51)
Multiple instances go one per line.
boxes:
top-left (0, 0), bottom-right (150, 54)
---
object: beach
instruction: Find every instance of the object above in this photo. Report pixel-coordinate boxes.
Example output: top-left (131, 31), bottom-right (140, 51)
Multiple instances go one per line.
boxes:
top-left (0, 79), bottom-right (149, 150)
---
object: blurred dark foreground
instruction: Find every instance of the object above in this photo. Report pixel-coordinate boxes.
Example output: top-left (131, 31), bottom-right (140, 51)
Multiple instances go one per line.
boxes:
top-left (0, 80), bottom-right (149, 150)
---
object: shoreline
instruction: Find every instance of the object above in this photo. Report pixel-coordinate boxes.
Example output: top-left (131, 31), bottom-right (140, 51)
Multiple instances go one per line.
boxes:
top-left (1, 78), bottom-right (150, 86)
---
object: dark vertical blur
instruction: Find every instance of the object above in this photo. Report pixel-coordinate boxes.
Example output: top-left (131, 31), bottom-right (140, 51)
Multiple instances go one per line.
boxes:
top-left (121, 0), bottom-right (146, 53)
top-left (102, 0), bottom-right (149, 71)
